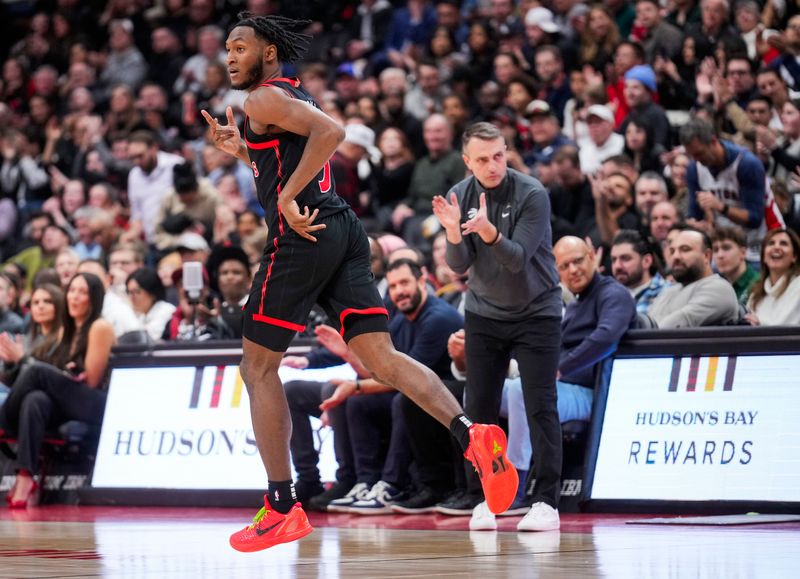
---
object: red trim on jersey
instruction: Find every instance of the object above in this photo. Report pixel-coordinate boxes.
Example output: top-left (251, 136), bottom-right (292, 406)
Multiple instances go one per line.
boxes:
top-left (258, 142), bottom-right (287, 317)
top-left (245, 137), bottom-right (280, 150)
top-left (260, 77), bottom-right (301, 87)
top-left (339, 307), bottom-right (390, 336)
top-left (252, 314), bottom-right (306, 332)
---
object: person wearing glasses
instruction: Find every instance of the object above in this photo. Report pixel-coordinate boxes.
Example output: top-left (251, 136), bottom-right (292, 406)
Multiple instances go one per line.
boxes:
top-left (126, 267), bottom-right (176, 341)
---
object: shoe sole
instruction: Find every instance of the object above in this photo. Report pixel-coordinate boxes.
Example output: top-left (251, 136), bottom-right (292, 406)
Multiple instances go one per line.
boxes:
top-left (389, 505), bottom-right (438, 514)
top-left (349, 506), bottom-right (395, 515)
top-left (469, 522), bottom-right (498, 531)
top-left (517, 521), bottom-right (560, 532)
top-left (230, 524), bottom-right (313, 552)
top-left (498, 506), bottom-right (532, 517)
top-left (468, 425), bottom-right (518, 515)
top-left (434, 506), bottom-right (475, 516)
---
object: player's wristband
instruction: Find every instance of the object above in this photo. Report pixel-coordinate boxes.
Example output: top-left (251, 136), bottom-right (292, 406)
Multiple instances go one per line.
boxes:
top-left (355, 380), bottom-right (362, 394)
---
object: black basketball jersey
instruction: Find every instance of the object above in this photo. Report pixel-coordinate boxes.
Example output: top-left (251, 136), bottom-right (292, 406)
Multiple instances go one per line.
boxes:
top-left (244, 77), bottom-right (349, 238)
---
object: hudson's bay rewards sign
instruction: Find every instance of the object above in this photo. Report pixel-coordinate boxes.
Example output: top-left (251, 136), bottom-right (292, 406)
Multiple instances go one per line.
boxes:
top-left (590, 354), bottom-right (800, 502)
top-left (92, 364), bottom-right (354, 489)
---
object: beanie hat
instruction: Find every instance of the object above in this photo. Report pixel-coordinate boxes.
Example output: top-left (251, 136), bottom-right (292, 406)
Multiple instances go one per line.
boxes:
top-left (624, 65), bottom-right (657, 92)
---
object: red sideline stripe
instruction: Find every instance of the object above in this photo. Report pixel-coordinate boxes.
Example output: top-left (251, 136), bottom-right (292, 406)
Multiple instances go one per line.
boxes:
top-left (339, 307), bottom-right (390, 336)
top-left (252, 314), bottom-right (306, 332)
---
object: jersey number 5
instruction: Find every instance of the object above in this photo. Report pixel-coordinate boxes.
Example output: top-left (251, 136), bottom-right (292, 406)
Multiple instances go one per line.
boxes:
top-left (318, 161), bottom-right (331, 193)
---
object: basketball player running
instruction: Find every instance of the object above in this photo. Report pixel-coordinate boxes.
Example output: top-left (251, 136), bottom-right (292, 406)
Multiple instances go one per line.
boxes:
top-left (201, 13), bottom-right (518, 552)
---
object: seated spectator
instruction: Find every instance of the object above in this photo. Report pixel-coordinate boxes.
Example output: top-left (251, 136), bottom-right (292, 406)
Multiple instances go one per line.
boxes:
top-left (107, 243), bottom-right (146, 299)
top-left (0, 273), bottom-right (25, 335)
top-left (523, 100), bottom-right (573, 174)
top-left (588, 170), bottom-right (640, 247)
top-left (6, 223), bottom-right (71, 294)
top-left (534, 46), bottom-right (572, 123)
top-left (634, 172), bottom-right (670, 225)
top-left (648, 228), bottom-right (739, 327)
top-left (549, 146), bottom-right (594, 241)
top-left (680, 118), bottom-right (771, 264)
top-left (579, 104), bottom-right (625, 174)
top-left (0, 284), bottom-right (65, 405)
top-left (374, 128), bottom-right (416, 232)
top-left (330, 123), bottom-right (379, 220)
top-left (611, 230), bottom-right (669, 313)
top-left (71, 207), bottom-right (104, 261)
top-left (745, 228), bottom-right (800, 326)
top-left (163, 266), bottom-right (236, 341)
top-left (0, 272), bottom-right (115, 508)
top-left (553, 236), bottom-right (637, 415)
top-left (649, 200), bottom-right (681, 247)
top-left (210, 246), bottom-right (251, 339)
top-left (391, 115), bottom-right (465, 245)
top-left (155, 162), bottom-right (221, 252)
top-left (77, 260), bottom-right (141, 338)
top-left (634, 0), bottom-right (684, 62)
top-left (126, 268), bottom-right (176, 341)
top-left (1, 268), bottom-right (24, 318)
top-left (711, 226), bottom-right (759, 306)
top-left (620, 64), bottom-right (671, 149)
top-left (624, 120), bottom-right (665, 174)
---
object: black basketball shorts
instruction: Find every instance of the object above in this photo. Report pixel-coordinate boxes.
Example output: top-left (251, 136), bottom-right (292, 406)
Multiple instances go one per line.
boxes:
top-left (242, 208), bottom-right (389, 352)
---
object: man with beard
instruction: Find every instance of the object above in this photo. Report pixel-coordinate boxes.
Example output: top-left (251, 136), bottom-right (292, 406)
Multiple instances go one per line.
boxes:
top-left (648, 228), bottom-right (739, 327)
top-left (611, 229), bottom-right (669, 314)
top-left (322, 258), bottom-right (463, 515)
top-left (125, 130), bottom-right (184, 247)
top-left (201, 12), bottom-right (518, 552)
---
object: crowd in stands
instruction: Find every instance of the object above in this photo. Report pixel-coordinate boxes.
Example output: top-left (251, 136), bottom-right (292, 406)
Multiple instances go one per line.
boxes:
top-left (0, 0), bottom-right (799, 513)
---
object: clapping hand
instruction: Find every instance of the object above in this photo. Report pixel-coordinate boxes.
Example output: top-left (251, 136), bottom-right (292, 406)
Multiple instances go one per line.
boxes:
top-left (461, 192), bottom-right (493, 240)
top-left (432, 191), bottom-right (462, 234)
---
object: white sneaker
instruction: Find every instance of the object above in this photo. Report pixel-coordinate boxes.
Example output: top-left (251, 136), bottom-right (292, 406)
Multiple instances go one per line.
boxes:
top-left (327, 482), bottom-right (370, 513)
top-left (469, 501), bottom-right (498, 531)
top-left (517, 501), bottom-right (560, 531)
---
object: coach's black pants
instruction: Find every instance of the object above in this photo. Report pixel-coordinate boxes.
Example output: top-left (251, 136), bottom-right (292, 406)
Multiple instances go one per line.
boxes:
top-left (464, 311), bottom-right (563, 509)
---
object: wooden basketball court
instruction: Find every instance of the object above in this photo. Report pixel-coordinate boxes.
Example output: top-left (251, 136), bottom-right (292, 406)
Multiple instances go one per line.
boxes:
top-left (0, 507), bottom-right (797, 578)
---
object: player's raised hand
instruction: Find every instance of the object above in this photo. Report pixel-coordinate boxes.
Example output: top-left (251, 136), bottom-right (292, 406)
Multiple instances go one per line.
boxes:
top-left (432, 191), bottom-right (461, 232)
top-left (201, 106), bottom-right (241, 157)
top-left (279, 198), bottom-right (327, 242)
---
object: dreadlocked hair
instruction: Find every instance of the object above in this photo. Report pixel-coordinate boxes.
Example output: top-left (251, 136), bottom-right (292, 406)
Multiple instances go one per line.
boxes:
top-left (235, 12), bottom-right (312, 64)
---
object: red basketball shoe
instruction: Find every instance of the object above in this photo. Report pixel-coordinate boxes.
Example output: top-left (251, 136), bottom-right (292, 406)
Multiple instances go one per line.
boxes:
top-left (229, 497), bottom-right (313, 552)
top-left (464, 424), bottom-right (518, 514)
